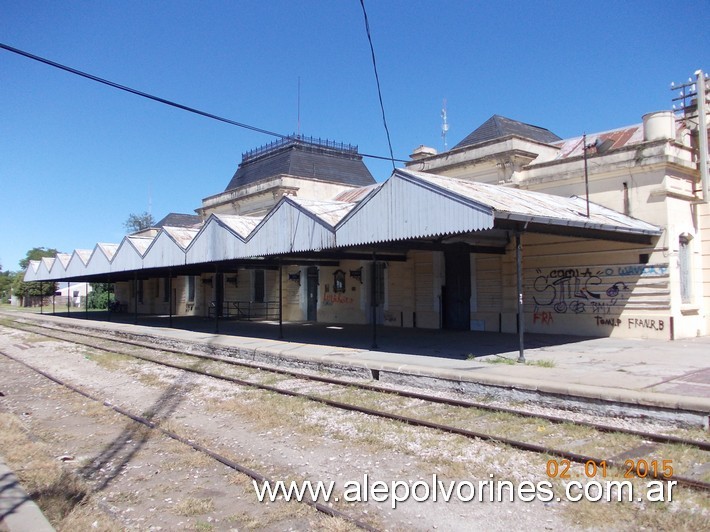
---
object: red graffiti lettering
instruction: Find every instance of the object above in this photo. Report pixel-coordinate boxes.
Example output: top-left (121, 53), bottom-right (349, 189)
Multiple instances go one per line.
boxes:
top-left (533, 311), bottom-right (554, 325)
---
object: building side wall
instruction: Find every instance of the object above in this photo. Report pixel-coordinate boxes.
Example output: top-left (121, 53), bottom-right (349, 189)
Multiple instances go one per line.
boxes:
top-left (471, 254), bottom-right (503, 332)
top-left (385, 258), bottom-right (415, 327)
top-left (201, 176), bottom-right (356, 217)
top-left (700, 201), bottom-right (710, 335)
top-left (306, 261), bottom-right (369, 325)
top-left (411, 251), bottom-right (443, 329)
top-left (518, 233), bottom-right (671, 339)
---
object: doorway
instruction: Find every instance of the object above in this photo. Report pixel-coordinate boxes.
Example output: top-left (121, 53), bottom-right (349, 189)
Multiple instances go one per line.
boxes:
top-left (306, 267), bottom-right (318, 321)
top-left (442, 248), bottom-right (471, 330)
top-left (215, 273), bottom-right (224, 317)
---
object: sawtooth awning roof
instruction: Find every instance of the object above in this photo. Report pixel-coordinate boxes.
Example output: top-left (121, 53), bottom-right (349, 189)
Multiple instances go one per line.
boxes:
top-left (24, 169), bottom-right (662, 283)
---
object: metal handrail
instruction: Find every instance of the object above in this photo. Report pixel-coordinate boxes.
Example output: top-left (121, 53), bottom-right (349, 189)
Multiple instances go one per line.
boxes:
top-left (242, 135), bottom-right (358, 162)
top-left (208, 300), bottom-right (279, 321)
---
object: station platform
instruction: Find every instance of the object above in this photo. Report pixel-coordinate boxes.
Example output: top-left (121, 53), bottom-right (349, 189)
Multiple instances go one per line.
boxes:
top-left (0, 456), bottom-right (54, 532)
top-left (4, 309), bottom-right (710, 425)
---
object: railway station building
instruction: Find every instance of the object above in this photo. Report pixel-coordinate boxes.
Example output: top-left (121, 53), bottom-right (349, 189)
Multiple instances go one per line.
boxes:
top-left (24, 106), bottom-right (710, 341)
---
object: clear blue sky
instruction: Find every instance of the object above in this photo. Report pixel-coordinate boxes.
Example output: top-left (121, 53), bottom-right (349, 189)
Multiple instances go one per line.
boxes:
top-left (1, 0), bottom-right (707, 271)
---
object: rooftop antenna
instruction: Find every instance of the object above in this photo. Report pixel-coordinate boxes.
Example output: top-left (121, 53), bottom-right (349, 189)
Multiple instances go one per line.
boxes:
top-left (441, 98), bottom-right (449, 150)
top-left (297, 76), bottom-right (301, 138)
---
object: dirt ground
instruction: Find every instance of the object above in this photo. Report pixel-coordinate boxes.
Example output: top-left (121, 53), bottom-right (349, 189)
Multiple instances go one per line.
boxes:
top-left (0, 323), bottom-right (707, 531)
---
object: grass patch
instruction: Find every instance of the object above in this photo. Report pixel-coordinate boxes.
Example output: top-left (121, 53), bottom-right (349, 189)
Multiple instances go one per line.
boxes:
top-left (192, 521), bottom-right (215, 532)
top-left (175, 497), bottom-right (215, 516)
top-left (0, 413), bottom-right (120, 529)
top-left (482, 356), bottom-right (556, 367)
top-left (206, 390), bottom-right (314, 433)
top-left (174, 449), bottom-right (216, 469)
top-left (528, 358), bottom-right (556, 368)
top-left (483, 356), bottom-right (516, 365)
top-left (133, 371), bottom-right (167, 388)
top-left (83, 351), bottom-right (133, 371)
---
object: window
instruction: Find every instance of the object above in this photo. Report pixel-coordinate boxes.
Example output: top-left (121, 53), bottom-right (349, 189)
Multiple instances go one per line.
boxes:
top-left (333, 270), bottom-right (346, 293)
top-left (187, 276), bottom-right (195, 302)
top-left (253, 270), bottom-right (265, 302)
top-left (371, 262), bottom-right (385, 306)
top-left (679, 235), bottom-right (692, 304)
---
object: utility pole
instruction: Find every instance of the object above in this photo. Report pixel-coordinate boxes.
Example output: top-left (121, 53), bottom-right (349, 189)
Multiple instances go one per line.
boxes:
top-left (671, 70), bottom-right (709, 203)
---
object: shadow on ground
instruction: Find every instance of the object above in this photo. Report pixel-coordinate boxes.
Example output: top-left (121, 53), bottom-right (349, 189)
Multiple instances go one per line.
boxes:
top-left (42, 310), bottom-right (594, 360)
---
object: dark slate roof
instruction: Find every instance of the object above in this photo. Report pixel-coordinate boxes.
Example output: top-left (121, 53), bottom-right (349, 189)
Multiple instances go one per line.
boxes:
top-left (225, 136), bottom-right (376, 191)
top-left (154, 213), bottom-right (202, 228)
top-left (453, 115), bottom-right (561, 150)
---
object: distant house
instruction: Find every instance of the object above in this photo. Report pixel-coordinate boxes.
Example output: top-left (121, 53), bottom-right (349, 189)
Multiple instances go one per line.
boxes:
top-left (54, 282), bottom-right (92, 307)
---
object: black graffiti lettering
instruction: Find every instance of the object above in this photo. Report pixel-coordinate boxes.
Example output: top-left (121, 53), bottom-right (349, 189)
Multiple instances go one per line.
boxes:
top-left (606, 282), bottom-right (628, 298)
top-left (553, 301), bottom-right (568, 313)
top-left (532, 268), bottom-right (624, 315)
top-left (595, 316), bottom-right (622, 327)
top-left (627, 318), bottom-right (665, 331)
top-left (569, 301), bottom-right (585, 314)
top-left (533, 275), bottom-right (556, 306)
top-left (548, 268), bottom-right (592, 279)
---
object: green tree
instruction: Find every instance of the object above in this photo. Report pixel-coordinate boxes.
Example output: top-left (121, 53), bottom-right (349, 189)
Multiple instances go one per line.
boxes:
top-left (0, 270), bottom-right (15, 303)
top-left (19, 247), bottom-right (60, 270)
top-left (87, 282), bottom-right (114, 309)
top-left (124, 212), bottom-right (155, 233)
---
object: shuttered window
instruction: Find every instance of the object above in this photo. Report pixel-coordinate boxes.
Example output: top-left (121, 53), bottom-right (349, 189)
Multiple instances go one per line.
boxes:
top-left (188, 276), bottom-right (195, 302)
top-left (254, 270), bottom-right (265, 303)
top-left (679, 235), bottom-right (692, 304)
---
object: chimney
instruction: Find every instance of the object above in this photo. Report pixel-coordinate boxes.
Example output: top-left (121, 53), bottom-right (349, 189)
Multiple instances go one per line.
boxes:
top-left (409, 145), bottom-right (438, 161)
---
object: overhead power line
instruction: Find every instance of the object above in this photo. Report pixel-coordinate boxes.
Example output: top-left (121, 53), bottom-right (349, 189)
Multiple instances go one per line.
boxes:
top-left (359, 0), bottom-right (396, 170)
top-left (0, 42), bottom-right (406, 164)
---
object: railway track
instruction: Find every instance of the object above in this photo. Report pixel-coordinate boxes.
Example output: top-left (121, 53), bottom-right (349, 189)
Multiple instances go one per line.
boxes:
top-left (10, 318), bottom-right (710, 448)
top-left (4, 318), bottom-right (710, 495)
top-left (0, 347), bottom-right (380, 531)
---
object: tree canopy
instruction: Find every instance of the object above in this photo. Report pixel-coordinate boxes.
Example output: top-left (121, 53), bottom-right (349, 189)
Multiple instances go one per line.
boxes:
top-left (19, 247), bottom-right (60, 270)
top-left (0, 270), bottom-right (14, 303)
top-left (124, 212), bottom-right (156, 233)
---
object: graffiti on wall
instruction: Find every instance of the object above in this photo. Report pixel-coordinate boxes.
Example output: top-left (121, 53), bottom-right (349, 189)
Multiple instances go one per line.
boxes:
top-left (529, 264), bottom-right (668, 319)
top-left (323, 292), bottom-right (354, 305)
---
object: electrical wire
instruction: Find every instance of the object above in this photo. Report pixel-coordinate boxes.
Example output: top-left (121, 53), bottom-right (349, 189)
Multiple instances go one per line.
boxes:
top-left (358, 0), bottom-right (396, 170)
top-left (0, 42), bottom-right (407, 164)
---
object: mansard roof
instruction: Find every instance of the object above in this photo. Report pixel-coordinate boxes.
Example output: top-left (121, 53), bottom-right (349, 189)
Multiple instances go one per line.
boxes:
top-left (453, 115), bottom-right (561, 149)
top-left (154, 212), bottom-right (202, 228)
top-left (224, 135), bottom-right (376, 191)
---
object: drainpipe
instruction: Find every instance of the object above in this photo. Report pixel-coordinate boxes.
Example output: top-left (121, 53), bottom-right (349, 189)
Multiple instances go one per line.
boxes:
top-left (696, 70), bottom-right (709, 203)
top-left (516, 231), bottom-right (526, 363)
top-left (133, 273), bottom-right (138, 325)
top-left (214, 264), bottom-right (220, 334)
top-left (583, 134), bottom-right (591, 217)
top-left (278, 259), bottom-right (283, 339)
top-left (371, 251), bottom-right (378, 350)
top-left (168, 269), bottom-right (173, 328)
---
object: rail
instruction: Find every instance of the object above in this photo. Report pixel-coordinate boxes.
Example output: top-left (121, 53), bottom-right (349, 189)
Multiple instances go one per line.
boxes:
top-left (208, 300), bottom-right (280, 321)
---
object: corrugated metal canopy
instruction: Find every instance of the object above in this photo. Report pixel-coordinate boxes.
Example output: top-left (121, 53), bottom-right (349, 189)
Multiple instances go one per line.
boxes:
top-left (23, 168), bottom-right (662, 282)
top-left (407, 170), bottom-right (661, 238)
